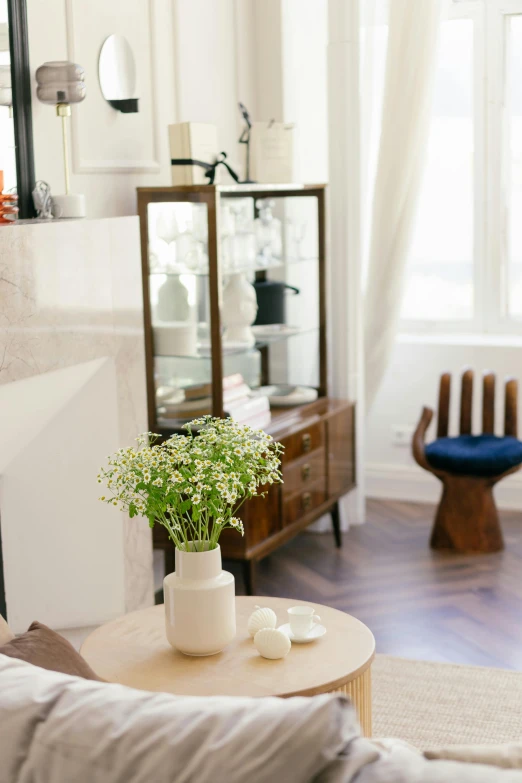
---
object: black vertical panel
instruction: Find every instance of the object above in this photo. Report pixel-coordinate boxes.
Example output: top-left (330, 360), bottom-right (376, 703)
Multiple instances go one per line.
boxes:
top-left (7, 0), bottom-right (36, 218)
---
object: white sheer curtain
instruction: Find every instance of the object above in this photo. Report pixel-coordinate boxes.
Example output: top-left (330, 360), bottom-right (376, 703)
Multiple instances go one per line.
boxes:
top-left (363, 0), bottom-right (447, 409)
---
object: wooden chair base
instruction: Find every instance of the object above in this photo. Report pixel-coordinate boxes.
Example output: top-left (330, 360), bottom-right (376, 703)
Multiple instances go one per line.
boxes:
top-left (430, 475), bottom-right (504, 554)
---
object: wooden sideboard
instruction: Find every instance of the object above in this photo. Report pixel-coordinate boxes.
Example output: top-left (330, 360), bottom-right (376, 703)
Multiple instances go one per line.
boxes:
top-left (153, 397), bottom-right (355, 594)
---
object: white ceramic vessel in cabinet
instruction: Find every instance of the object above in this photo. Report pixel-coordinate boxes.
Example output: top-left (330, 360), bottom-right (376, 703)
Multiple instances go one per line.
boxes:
top-left (164, 543), bottom-right (236, 656)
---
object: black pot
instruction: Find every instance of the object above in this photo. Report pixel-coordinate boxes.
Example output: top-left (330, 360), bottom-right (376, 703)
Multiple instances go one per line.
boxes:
top-left (253, 280), bottom-right (300, 325)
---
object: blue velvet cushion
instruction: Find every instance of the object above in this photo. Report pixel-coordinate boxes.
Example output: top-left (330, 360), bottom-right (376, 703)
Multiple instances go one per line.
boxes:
top-left (425, 434), bottom-right (522, 477)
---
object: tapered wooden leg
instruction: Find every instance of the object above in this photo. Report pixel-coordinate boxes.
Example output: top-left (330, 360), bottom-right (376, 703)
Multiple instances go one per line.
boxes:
top-left (331, 502), bottom-right (342, 548)
top-left (430, 475), bottom-right (504, 553)
top-left (243, 560), bottom-right (256, 595)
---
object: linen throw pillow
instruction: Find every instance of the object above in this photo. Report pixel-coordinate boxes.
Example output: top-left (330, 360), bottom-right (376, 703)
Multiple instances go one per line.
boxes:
top-left (0, 620), bottom-right (102, 680)
top-left (0, 613), bottom-right (14, 645)
top-left (0, 655), bottom-right (362, 783)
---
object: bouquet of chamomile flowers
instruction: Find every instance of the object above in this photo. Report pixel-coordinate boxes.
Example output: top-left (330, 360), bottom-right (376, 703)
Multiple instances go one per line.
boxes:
top-left (98, 416), bottom-right (283, 552)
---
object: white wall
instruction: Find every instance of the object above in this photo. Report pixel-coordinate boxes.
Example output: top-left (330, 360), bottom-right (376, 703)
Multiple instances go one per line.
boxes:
top-left (28, 0), bottom-right (258, 218)
top-left (0, 216), bottom-right (152, 629)
top-left (28, 0), bottom-right (177, 218)
top-left (366, 335), bottom-right (522, 509)
top-left (0, 359), bottom-right (126, 633)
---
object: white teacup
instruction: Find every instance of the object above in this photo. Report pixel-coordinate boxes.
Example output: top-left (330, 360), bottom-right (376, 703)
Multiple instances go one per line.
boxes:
top-left (287, 605), bottom-right (321, 639)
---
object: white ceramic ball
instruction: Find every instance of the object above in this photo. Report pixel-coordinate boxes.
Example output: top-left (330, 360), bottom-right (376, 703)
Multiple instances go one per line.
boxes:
top-left (254, 628), bottom-right (291, 660)
top-left (247, 605), bottom-right (277, 638)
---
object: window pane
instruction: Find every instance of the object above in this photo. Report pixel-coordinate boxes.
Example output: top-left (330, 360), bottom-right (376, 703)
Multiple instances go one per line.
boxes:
top-left (401, 19), bottom-right (474, 321)
top-left (506, 15), bottom-right (522, 319)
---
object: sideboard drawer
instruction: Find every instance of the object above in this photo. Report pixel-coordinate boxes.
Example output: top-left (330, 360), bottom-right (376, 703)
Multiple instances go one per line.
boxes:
top-left (283, 448), bottom-right (326, 497)
top-left (283, 479), bottom-right (327, 527)
top-left (281, 421), bottom-right (325, 464)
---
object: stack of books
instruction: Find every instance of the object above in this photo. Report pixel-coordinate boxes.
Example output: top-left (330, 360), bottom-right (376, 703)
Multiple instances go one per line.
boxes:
top-left (158, 374), bottom-right (271, 428)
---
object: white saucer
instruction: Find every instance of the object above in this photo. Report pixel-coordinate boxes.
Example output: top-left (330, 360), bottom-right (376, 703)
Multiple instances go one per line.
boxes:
top-left (278, 623), bottom-right (327, 643)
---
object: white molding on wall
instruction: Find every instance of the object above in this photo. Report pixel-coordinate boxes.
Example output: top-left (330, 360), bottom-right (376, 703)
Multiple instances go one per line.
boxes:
top-left (366, 461), bottom-right (522, 511)
top-left (65, 0), bottom-right (161, 174)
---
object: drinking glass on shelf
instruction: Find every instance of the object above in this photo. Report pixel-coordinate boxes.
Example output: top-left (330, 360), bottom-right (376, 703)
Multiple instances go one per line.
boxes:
top-left (230, 198), bottom-right (254, 233)
top-left (176, 231), bottom-right (197, 270)
top-left (286, 218), bottom-right (307, 260)
top-left (255, 199), bottom-right (282, 266)
top-left (185, 242), bottom-right (209, 273)
top-left (228, 232), bottom-right (256, 271)
top-left (149, 239), bottom-right (171, 272)
top-left (156, 209), bottom-right (179, 245)
top-left (192, 203), bottom-right (209, 245)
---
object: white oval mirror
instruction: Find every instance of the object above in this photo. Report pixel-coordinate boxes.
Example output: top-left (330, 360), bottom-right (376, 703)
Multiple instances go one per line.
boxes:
top-left (98, 35), bottom-right (138, 113)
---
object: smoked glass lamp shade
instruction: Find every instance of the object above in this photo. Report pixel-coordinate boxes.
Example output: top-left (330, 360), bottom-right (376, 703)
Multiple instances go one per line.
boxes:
top-left (35, 61), bottom-right (86, 105)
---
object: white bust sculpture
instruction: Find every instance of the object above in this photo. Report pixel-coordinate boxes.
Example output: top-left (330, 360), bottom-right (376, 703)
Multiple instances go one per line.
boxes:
top-left (222, 273), bottom-right (258, 347)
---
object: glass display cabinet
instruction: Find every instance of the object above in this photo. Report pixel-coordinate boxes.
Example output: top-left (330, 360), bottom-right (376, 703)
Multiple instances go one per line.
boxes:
top-left (137, 184), bottom-right (356, 594)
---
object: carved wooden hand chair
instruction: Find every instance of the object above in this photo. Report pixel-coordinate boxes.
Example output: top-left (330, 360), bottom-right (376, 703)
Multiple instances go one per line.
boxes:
top-left (412, 370), bottom-right (522, 553)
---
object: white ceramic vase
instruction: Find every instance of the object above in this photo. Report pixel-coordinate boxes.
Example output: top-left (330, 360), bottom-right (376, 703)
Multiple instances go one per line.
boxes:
top-left (156, 276), bottom-right (191, 322)
top-left (164, 543), bottom-right (236, 656)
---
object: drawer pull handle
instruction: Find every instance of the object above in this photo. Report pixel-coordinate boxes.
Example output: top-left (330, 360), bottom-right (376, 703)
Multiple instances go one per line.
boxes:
top-left (301, 463), bottom-right (311, 481)
top-left (302, 492), bottom-right (312, 510)
top-left (302, 433), bottom-right (312, 453)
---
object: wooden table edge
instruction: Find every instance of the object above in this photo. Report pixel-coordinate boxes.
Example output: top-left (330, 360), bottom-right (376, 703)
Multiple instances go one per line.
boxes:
top-left (277, 648), bottom-right (375, 698)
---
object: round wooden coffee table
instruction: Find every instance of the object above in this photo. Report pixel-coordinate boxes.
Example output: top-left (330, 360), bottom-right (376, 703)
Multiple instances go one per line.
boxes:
top-left (81, 596), bottom-right (375, 736)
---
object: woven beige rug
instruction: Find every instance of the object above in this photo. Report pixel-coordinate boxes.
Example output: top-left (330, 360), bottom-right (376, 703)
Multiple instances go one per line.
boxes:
top-left (373, 654), bottom-right (522, 747)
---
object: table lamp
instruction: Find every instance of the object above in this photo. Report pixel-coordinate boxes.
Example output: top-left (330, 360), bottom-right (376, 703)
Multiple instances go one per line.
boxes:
top-left (35, 61), bottom-right (86, 218)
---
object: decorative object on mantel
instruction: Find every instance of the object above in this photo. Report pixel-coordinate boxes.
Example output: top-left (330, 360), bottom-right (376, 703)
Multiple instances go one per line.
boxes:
top-left (0, 171), bottom-right (18, 224)
top-left (253, 627), bottom-right (291, 660)
top-left (98, 35), bottom-right (139, 113)
top-left (98, 417), bottom-right (283, 656)
top-left (32, 181), bottom-right (53, 220)
top-left (35, 61), bottom-right (86, 218)
top-left (247, 605), bottom-right (277, 637)
top-left (222, 273), bottom-right (258, 348)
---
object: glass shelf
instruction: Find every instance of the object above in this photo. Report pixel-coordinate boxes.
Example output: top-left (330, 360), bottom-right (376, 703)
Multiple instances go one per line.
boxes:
top-left (148, 255), bottom-right (318, 278)
top-left (154, 326), bottom-right (319, 360)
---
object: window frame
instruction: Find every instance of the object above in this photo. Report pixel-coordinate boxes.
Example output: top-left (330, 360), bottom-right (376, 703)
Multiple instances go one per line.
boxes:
top-left (399, 0), bottom-right (522, 336)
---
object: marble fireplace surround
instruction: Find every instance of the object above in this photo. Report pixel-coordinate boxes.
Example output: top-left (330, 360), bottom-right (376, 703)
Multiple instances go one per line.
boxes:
top-left (0, 217), bottom-right (153, 631)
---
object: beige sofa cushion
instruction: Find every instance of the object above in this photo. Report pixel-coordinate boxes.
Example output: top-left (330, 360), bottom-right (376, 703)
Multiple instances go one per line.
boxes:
top-left (0, 613), bottom-right (14, 645)
top-left (0, 654), bottom-right (360, 783)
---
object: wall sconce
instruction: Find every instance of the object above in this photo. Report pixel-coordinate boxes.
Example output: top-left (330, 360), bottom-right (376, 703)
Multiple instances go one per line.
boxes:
top-left (99, 35), bottom-right (139, 113)
top-left (35, 61), bottom-right (86, 218)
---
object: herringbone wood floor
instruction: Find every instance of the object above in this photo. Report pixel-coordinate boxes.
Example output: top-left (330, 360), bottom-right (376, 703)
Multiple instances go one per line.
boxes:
top-left (235, 499), bottom-right (522, 670)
